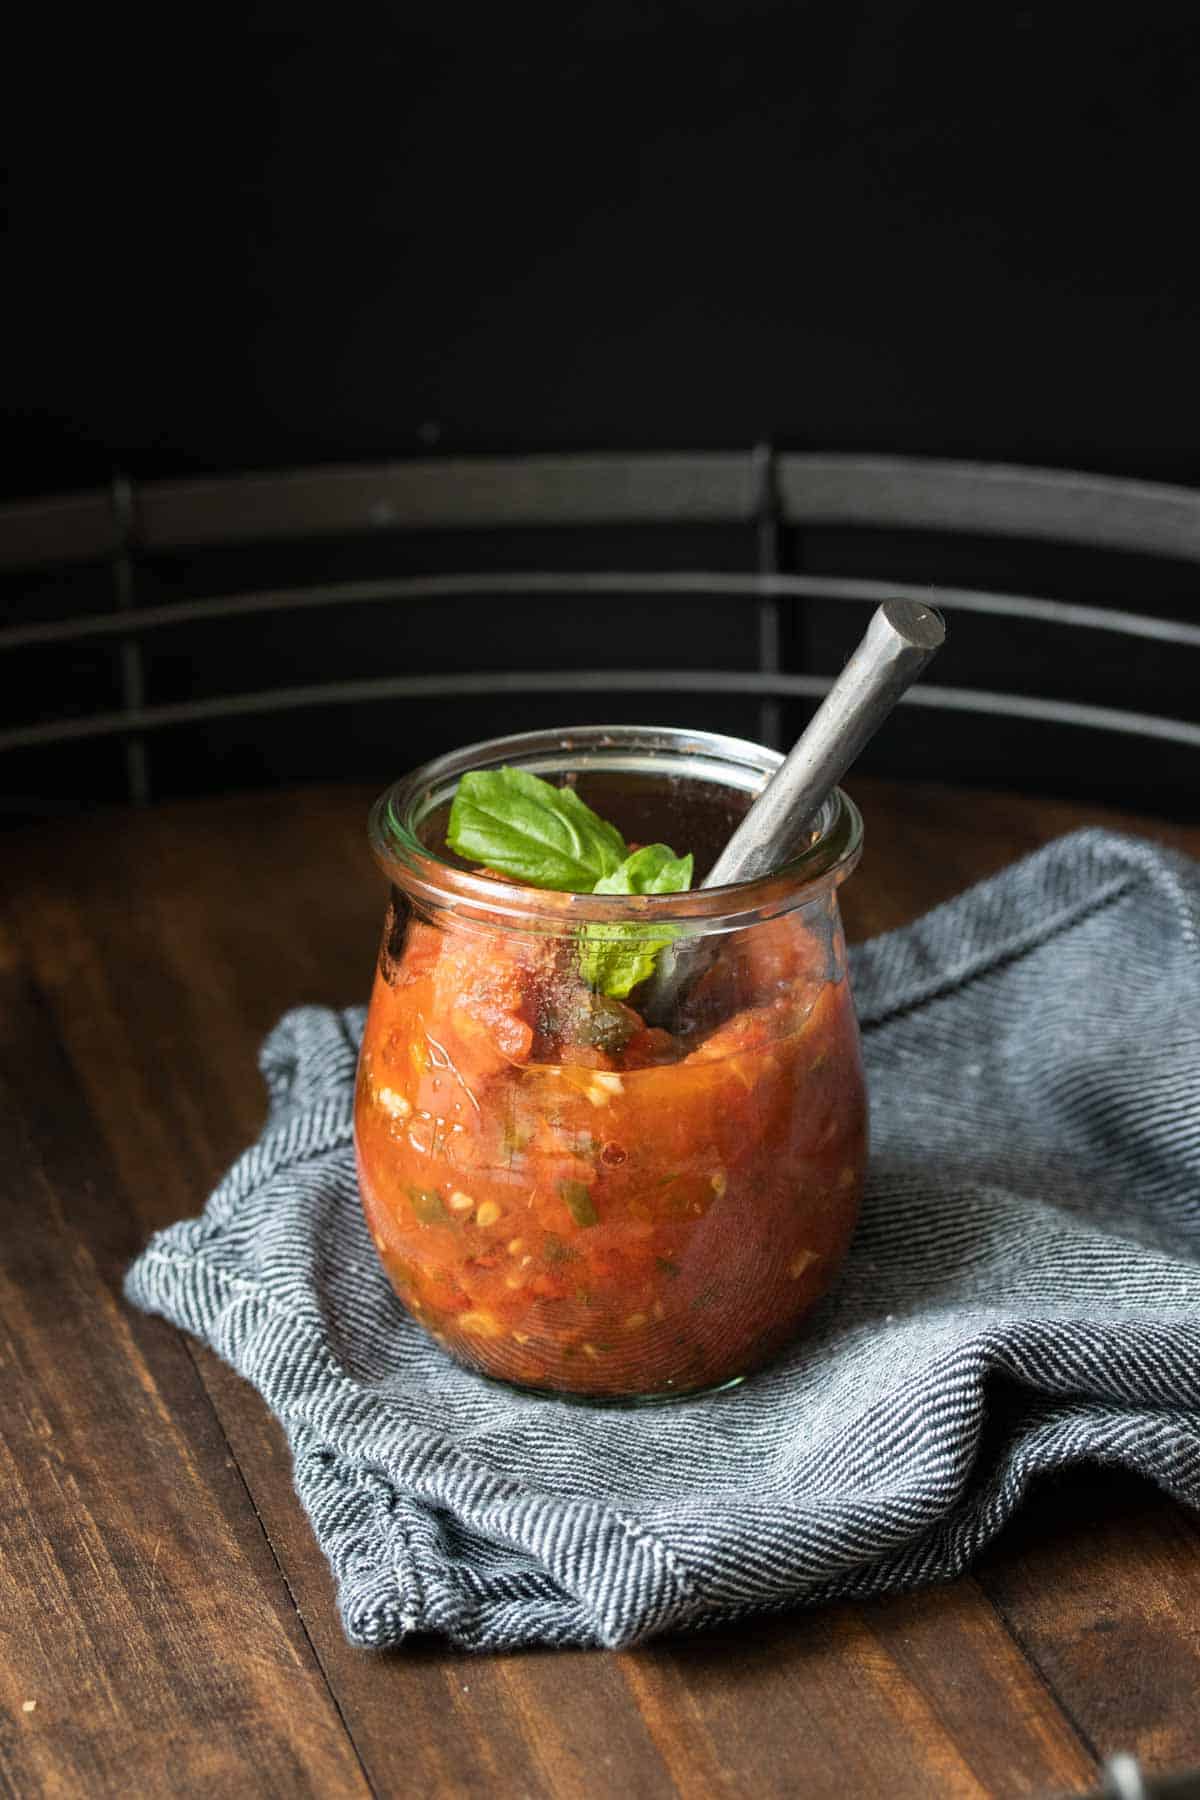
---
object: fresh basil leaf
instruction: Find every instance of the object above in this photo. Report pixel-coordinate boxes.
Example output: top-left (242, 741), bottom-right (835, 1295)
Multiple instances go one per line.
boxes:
top-left (579, 843), bottom-right (694, 998)
top-left (446, 767), bottom-right (627, 890)
top-left (592, 844), bottom-right (694, 897)
top-left (446, 773), bottom-right (695, 998)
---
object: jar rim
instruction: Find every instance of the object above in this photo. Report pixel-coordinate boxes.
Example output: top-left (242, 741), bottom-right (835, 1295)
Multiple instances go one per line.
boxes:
top-left (368, 724), bottom-right (863, 933)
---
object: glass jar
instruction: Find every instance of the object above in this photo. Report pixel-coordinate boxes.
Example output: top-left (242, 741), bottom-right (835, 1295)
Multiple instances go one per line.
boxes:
top-left (355, 725), bottom-right (867, 1401)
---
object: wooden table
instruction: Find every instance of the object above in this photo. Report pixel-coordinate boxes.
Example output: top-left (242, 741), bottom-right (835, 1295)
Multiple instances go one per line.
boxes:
top-left (3, 777), bottom-right (1199, 1799)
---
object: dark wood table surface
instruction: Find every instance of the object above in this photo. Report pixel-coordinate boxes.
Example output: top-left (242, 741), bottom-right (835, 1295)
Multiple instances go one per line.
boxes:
top-left (3, 777), bottom-right (1200, 1800)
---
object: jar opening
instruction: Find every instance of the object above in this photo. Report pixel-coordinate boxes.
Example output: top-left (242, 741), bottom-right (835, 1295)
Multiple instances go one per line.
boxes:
top-left (369, 724), bottom-right (862, 933)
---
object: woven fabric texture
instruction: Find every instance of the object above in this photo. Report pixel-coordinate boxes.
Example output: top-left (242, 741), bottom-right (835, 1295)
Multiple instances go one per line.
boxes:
top-left (125, 830), bottom-right (1200, 1651)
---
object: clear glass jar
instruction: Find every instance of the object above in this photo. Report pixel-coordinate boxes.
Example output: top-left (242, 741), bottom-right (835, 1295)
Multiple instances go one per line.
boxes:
top-left (355, 725), bottom-right (867, 1401)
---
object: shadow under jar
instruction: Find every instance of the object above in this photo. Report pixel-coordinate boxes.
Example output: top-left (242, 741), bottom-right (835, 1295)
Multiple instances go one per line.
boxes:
top-left (356, 725), bottom-right (868, 1401)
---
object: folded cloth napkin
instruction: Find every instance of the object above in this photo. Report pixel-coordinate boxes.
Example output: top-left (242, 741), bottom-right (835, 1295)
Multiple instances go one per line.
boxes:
top-left (125, 830), bottom-right (1200, 1651)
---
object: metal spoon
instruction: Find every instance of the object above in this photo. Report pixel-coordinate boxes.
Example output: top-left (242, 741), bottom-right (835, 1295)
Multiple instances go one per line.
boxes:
top-left (642, 598), bottom-right (946, 1025)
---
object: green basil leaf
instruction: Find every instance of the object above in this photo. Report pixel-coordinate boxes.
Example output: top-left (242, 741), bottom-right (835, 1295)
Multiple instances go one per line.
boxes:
top-left (560, 1179), bottom-right (599, 1227)
top-left (579, 843), bottom-right (694, 998)
top-left (408, 1186), bottom-right (445, 1225)
top-left (446, 772), bottom-right (695, 999)
top-left (592, 844), bottom-right (694, 897)
top-left (446, 767), bottom-right (627, 890)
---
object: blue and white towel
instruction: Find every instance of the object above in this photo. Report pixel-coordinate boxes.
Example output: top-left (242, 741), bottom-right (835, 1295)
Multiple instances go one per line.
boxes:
top-left (125, 830), bottom-right (1200, 1651)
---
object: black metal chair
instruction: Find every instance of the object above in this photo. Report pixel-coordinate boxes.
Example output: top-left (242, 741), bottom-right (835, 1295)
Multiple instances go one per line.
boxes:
top-left (3, 450), bottom-right (1198, 823)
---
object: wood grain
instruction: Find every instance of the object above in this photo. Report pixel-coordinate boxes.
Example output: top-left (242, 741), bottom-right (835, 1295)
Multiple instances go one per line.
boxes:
top-left (979, 1469), bottom-right (1200, 1775)
top-left (2, 777), bottom-right (1198, 1798)
top-left (0, 917), bottom-right (368, 1799)
top-left (623, 1583), bottom-right (1095, 1798)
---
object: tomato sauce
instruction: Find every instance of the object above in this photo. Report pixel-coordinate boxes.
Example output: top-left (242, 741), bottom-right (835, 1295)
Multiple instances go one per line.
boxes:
top-left (355, 898), bottom-right (867, 1398)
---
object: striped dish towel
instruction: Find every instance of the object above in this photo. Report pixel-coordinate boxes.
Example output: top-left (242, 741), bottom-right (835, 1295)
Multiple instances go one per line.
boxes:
top-left (125, 830), bottom-right (1200, 1650)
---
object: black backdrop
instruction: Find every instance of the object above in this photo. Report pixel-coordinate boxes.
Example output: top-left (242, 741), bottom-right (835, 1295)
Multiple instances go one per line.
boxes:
top-left (3, 4), bottom-right (1199, 823)
top-left (5, 4), bottom-right (1199, 491)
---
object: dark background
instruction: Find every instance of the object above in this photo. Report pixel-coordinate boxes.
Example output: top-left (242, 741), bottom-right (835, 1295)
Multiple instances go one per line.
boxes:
top-left (3, 3), bottom-right (1199, 819)
top-left (7, 4), bottom-right (1200, 488)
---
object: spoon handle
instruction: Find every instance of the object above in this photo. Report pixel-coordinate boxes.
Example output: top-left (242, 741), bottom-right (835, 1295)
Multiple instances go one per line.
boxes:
top-left (705, 598), bottom-right (945, 888)
top-left (641, 599), bottom-right (945, 1027)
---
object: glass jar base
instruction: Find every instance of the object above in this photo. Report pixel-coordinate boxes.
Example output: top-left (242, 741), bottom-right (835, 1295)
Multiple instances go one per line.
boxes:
top-left (474, 1369), bottom-right (748, 1408)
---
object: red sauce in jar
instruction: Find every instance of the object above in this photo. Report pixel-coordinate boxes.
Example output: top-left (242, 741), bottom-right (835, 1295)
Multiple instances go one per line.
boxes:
top-left (355, 898), bottom-right (867, 1398)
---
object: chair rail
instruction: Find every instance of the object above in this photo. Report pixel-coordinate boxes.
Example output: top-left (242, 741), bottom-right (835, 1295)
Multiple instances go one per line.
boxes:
top-left (4, 453), bottom-right (1200, 570)
top-left (4, 451), bottom-right (1198, 817)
